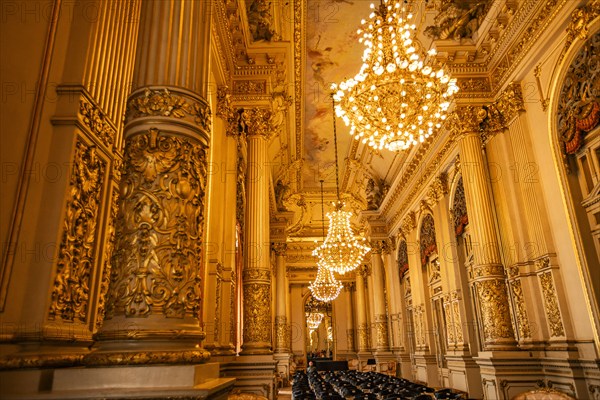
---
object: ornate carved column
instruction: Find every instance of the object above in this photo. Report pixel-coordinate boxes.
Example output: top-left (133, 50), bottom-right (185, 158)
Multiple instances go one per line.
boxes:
top-left (345, 283), bottom-right (356, 354)
top-left (241, 108), bottom-right (273, 355)
top-left (451, 105), bottom-right (517, 350)
top-left (91, 0), bottom-right (212, 363)
top-left (370, 241), bottom-right (390, 353)
top-left (273, 243), bottom-right (289, 353)
top-left (355, 267), bottom-right (370, 354)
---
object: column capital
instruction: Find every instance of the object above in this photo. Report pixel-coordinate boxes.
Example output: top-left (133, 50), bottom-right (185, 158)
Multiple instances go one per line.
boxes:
top-left (427, 172), bottom-right (449, 206)
top-left (216, 86), bottom-right (242, 138)
top-left (450, 83), bottom-right (524, 143)
top-left (240, 107), bottom-right (272, 138)
top-left (126, 87), bottom-right (211, 134)
top-left (271, 242), bottom-right (287, 256)
top-left (400, 211), bottom-right (416, 237)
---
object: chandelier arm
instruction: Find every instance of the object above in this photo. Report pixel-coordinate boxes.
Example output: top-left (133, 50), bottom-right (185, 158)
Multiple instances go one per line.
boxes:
top-left (331, 94), bottom-right (341, 203)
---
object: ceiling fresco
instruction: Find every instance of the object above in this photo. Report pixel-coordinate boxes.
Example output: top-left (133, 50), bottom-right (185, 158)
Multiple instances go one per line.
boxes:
top-left (302, 0), bottom-right (373, 189)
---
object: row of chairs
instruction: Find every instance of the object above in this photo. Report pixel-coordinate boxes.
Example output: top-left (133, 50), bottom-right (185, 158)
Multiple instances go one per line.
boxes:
top-left (292, 370), bottom-right (466, 400)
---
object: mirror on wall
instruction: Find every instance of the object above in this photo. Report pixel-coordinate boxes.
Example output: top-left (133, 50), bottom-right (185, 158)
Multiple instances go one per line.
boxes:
top-left (304, 295), bottom-right (334, 359)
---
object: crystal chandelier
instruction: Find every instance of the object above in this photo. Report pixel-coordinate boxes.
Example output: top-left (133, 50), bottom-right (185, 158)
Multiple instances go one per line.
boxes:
top-left (312, 101), bottom-right (370, 275)
top-left (306, 312), bottom-right (324, 330)
top-left (309, 264), bottom-right (343, 302)
top-left (332, 0), bottom-right (459, 151)
top-left (309, 180), bottom-right (344, 302)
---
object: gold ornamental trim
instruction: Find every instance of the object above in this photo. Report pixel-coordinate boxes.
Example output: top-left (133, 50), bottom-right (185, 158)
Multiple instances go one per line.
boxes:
top-left (49, 140), bottom-right (106, 324)
top-left (475, 278), bottom-right (516, 346)
top-left (79, 98), bottom-right (116, 149)
top-left (539, 271), bottom-right (566, 337)
top-left (126, 88), bottom-right (211, 131)
top-left (243, 282), bottom-right (272, 345)
top-left (107, 128), bottom-right (207, 319)
top-left (0, 353), bottom-right (84, 370)
top-left (83, 349), bottom-right (210, 366)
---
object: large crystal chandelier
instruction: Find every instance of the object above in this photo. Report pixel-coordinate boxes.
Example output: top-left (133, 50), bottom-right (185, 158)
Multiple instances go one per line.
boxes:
top-left (312, 108), bottom-right (370, 275)
top-left (309, 180), bottom-right (344, 302)
top-left (332, 0), bottom-right (459, 151)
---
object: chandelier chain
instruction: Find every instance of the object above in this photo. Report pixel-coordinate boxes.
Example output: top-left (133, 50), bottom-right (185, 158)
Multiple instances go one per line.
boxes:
top-left (331, 94), bottom-right (341, 202)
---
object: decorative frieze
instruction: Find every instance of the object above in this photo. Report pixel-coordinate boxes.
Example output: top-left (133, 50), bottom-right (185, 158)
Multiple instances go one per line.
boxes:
top-left (49, 141), bottom-right (106, 323)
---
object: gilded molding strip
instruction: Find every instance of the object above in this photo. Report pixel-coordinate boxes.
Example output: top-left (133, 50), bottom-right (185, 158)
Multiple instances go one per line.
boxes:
top-left (96, 187), bottom-right (119, 328)
top-left (79, 98), bottom-right (116, 150)
top-left (49, 140), bottom-right (106, 324)
top-left (539, 271), bottom-right (565, 337)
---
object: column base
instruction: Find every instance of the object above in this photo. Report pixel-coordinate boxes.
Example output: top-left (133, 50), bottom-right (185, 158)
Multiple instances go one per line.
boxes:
top-left (221, 355), bottom-right (277, 400)
top-left (413, 354), bottom-right (440, 387)
top-left (446, 353), bottom-right (484, 399)
top-left (0, 363), bottom-right (234, 400)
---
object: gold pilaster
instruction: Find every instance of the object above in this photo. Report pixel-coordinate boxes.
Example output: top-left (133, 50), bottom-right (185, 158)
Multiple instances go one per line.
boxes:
top-left (451, 105), bottom-right (517, 350)
top-left (241, 108), bottom-right (273, 355)
top-left (355, 267), bottom-right (370, 353)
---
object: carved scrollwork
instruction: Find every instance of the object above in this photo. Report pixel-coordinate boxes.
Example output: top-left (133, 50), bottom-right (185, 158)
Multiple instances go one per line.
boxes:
top-left (452, 176), bottom-right (469, 236)
top-left (272, 242), bottom-right (287, 257)
top-left (107, 128), bottom-right (207, 319)
top-left (419, 214), bottom-right (437, 266)
top-left (557, 32), bottom-right (600, 156)
top-left (243, 283), bottom-right (272, 344)
top-left (474, 279), bottom-right (515, 344)
top-left (374, 314), bottom-right (389, 348)
top-left (79, 99), bottom-right (116, 149)
top-left (400, 212), bottom-right (416, 236)
top-left (240, 107), bottom-right (272, 138)
top-left (84, 349), bottom-right (210, 366)
top-left (397, 240), bottom-right (409, 277)
top-left (275, 315), bottom-right (288, 351)
top-left (539, 271), bottom-right (565, 337)
top-left (510, 279), bottom-right (531, 339)
top-left (49, 141), bottom-right (106, 323)
top-left (96, 188), bottom-right (119, 327)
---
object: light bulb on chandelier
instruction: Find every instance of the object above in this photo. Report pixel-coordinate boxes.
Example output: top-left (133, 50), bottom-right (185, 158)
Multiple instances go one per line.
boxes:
top-left (332, 0), bottom-right (459, 151)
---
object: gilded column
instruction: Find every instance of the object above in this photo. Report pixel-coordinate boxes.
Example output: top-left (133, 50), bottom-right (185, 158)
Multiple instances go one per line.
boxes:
top-left (241, 108), bottom-right (273, 355)
top-left (451, 106), bottom-right (516, 350)
top-left (355, 267), bottom-right (370, 354)
top-left (92, 0), bottom-right (212, 363)
top-left (345, 283), bottom-right (356, 353)
top-left (274, 243), bottom-right (289, 353)
top-left (370, 241), bottom-right (390, 352)
top-left (383, 239), bottom-right (404, 352)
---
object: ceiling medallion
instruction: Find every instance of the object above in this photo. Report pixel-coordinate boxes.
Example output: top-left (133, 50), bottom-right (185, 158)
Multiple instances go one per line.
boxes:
top-left (332, 0), bottom-right (459, 151)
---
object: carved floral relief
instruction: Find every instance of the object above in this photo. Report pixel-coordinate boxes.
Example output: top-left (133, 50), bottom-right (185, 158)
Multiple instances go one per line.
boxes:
top-left (49, 141), bottom-right (106, 323)
top-left (107, 128), bottom-right (207, 319)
